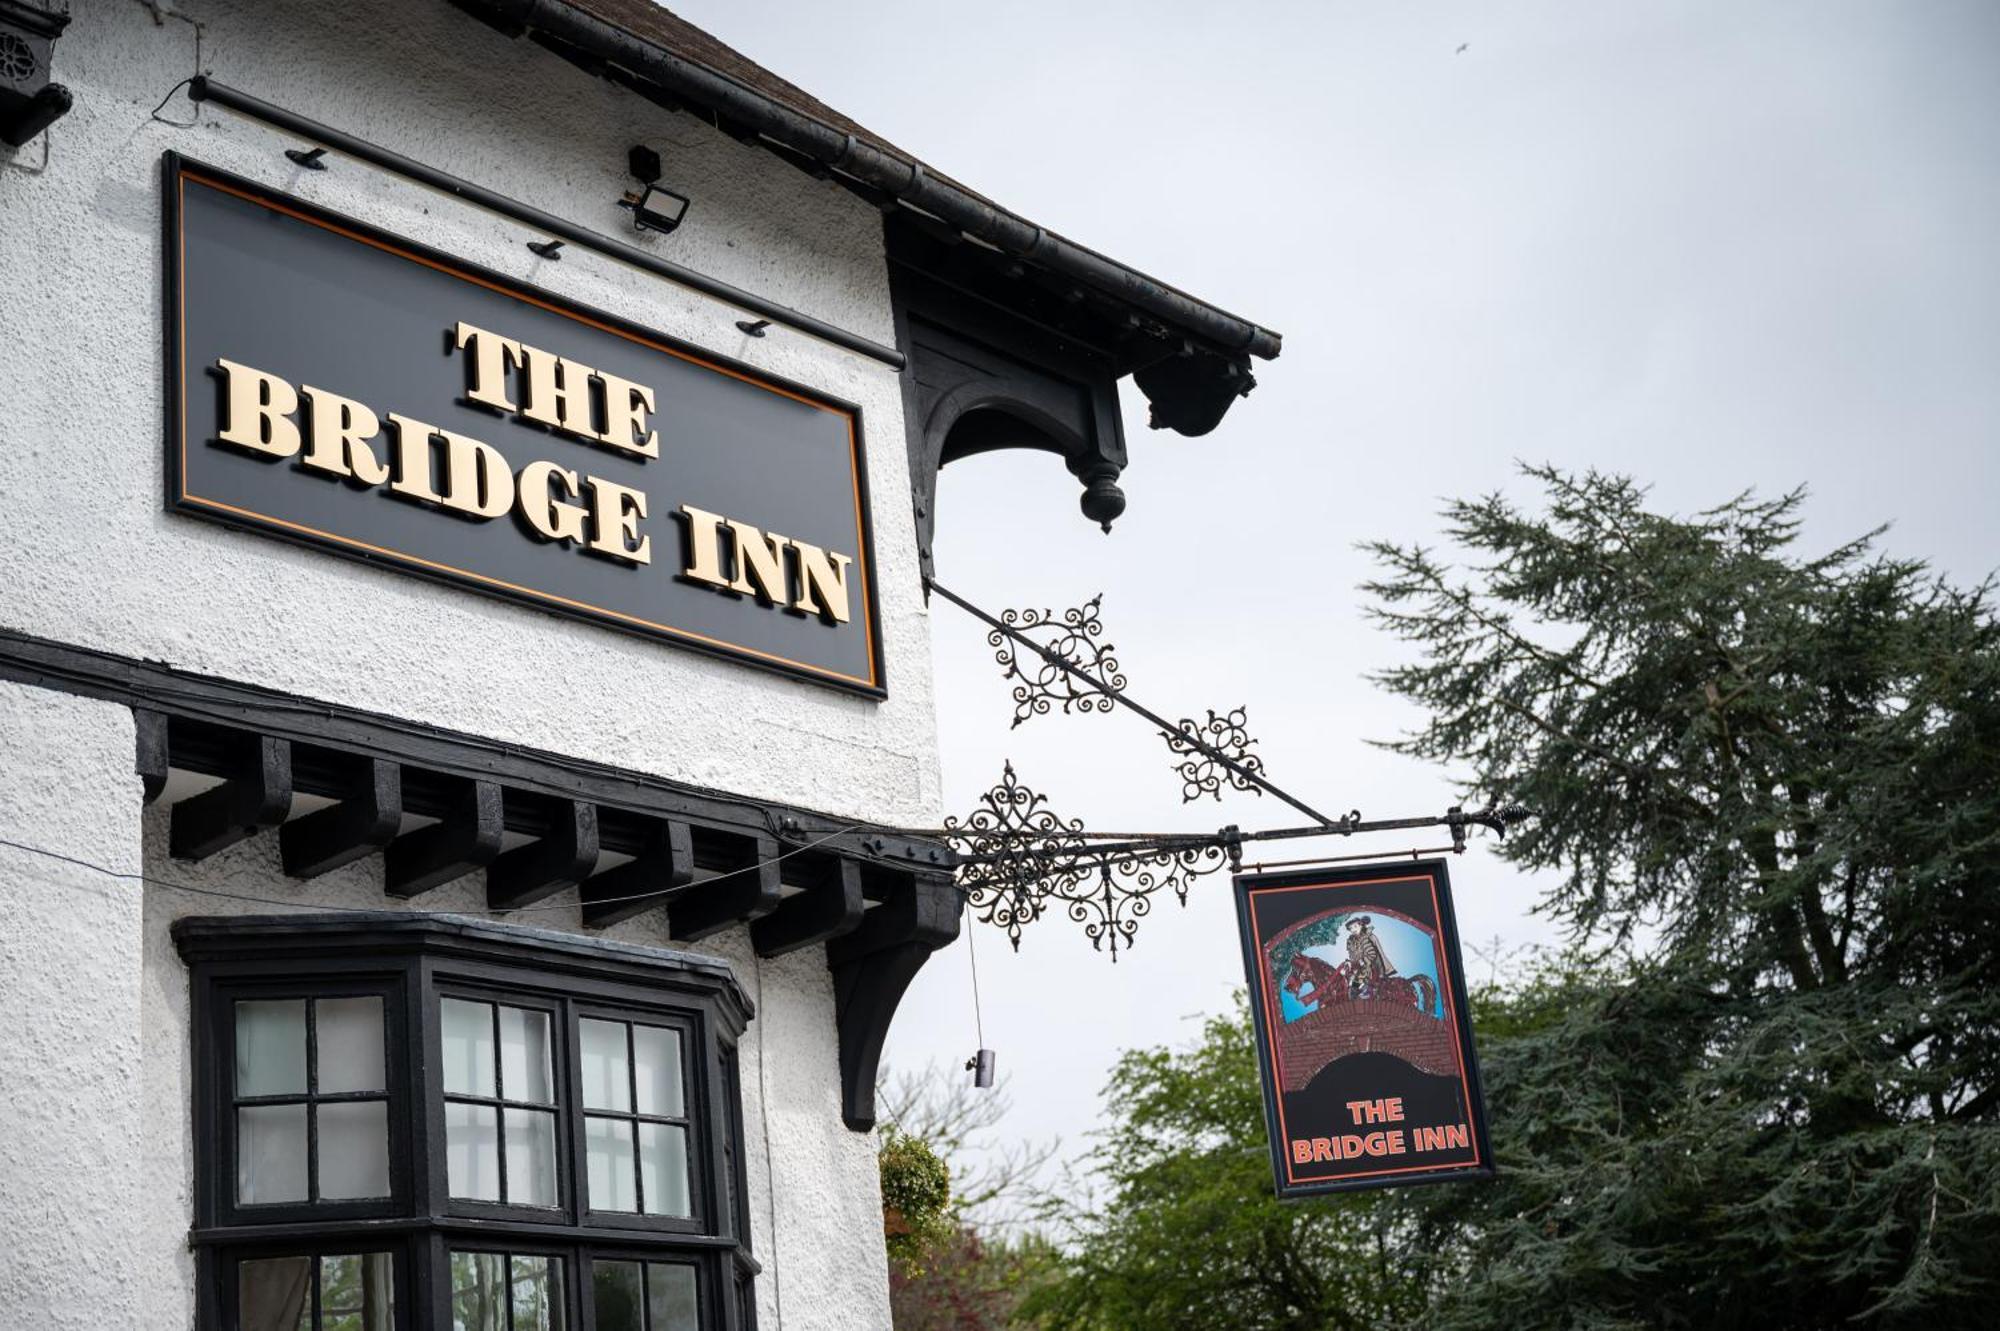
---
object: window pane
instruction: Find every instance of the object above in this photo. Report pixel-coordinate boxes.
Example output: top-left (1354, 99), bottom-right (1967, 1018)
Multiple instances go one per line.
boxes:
top-left (499, 1005), bottom-right (554, 1105)
top-left (446, 1101), bottom-right (501, 1201)
top-left (450, 1251), bottom-right (506, 1331)
top-left (316, 997), bottom-right (385, 1094)
top-left (585, 1115), bottom-right (637, 1212)
top-left (503, 1107), bottom-right (559, 1207)
top-left (237, 1103), bottom-right (308, 1204)
top-left (590, 1260), bottom-right (645, 1331)
top-left (632, 1025), bottom-right (683, 1118)
top-left (580, 1019), bottom-right (631, 1112)
top-left (320, 1252), bottom-right (396, 1331)
top-left (318, 1100), bottom-right (391, 1200)
top-left (511, 1255), bottom-right (565, 1331)
top-left (647, 1264), bottom-right (701, 1331)
top-left (238, 1255), bottom-right (311, 1331)
top-left (638, 1122), bottom-right (691, 1218)
top-left (442, 998), bottom-right (496, 1097)
top-left (235, 999), bottom-right (307, 1097)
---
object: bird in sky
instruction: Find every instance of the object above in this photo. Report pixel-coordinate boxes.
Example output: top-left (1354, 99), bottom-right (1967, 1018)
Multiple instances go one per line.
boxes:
top-left (1456, 42), bottom-right (1470, 54)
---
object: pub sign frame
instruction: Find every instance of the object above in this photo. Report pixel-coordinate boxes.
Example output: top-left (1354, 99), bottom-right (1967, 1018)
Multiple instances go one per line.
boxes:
top-left (161, 152), bottom-right (886, 697)
top-left (1235, 858), bottom-right (1494, 1197)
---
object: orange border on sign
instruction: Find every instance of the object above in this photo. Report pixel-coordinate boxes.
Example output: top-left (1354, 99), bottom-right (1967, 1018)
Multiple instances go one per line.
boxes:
top-left (174, 167), bottom-right (880, 692)
top-left (1246, 872), bottom-right (1483, 1186)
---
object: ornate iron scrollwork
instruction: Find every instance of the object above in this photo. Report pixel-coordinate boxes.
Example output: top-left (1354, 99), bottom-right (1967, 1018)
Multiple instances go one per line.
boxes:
top-left (944, 762), bottom-right (1089, 948)
top-left (943, 763), bottom-right (1233, 960)
top-left (989, 595), bottom-right (1127, 728)
top-left (942, 764), bottom-right (1237, 960)
top-left (1164, 706), bottom-right (1265, 803)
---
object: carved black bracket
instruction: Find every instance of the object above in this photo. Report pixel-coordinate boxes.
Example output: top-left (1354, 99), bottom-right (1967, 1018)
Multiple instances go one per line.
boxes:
top-left (487, 799), bottom-right (600, 911)
top-left (580, 818), bottom-right (694, 928)
top-left (386, 777), bottom-right (505, 898)
top-left (171, 734), bottom-right (292, 861)
top-left (827, 870), bottom-right (964, 1130)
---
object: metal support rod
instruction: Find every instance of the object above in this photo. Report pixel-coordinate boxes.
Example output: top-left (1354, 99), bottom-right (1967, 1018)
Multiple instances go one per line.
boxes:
top-left (927, 578), bottom-right (1341, 826)
top-left (944, 803), bottom-right (1528, 868)
top-left (184, 78), bottom-right (907, 371)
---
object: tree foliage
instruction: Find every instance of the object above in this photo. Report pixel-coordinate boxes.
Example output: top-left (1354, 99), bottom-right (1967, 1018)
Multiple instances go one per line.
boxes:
top-left (1028, 468), bottom-right (1999, 1329)
top-left (877, 1066), bottom-right (1061, 1328)
top-left (1360, 467), bottom-right (2000, 1327)
top-left (1018, 1002), bottom-right (1420, 1330)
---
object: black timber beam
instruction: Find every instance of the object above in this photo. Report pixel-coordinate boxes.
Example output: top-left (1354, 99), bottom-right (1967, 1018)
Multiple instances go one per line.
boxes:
top-left (385, 778), bottom-right (505, 898)
top-left (171, 735), bottom-right (292, 861)
top-left (0, 627), bottom-right (950, 877)
top-left (280, 757), bottom-right (401, 879)
top-left (580, 819), bottom-right (695, 929)
top-left (669, 833), bottom-right (784, 942)
top-left (136, 707), bottom-right (169, 804)
top-left (488, 799), bottom-right (600, 911)
top-left (828, 870), bottom-right (965, 1131)
top-left (752, 855), bottom-right (866, 958)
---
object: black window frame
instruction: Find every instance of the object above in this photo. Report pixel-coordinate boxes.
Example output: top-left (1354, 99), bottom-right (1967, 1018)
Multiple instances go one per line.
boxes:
top-left (179, 914), bottom-right (759, 1331)
top-left (569, 1003), bottom-right (707, 1234)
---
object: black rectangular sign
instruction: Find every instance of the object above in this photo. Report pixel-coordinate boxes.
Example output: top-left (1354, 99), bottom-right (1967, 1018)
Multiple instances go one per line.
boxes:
top-left (1235, 859), bottom-right (1492, 1196)
top-left (164, 154), bottom-right (884, 695)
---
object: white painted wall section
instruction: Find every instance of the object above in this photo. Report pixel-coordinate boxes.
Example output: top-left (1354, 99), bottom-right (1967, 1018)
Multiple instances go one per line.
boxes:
top-left (0, 685), bottom-right (145, 1329)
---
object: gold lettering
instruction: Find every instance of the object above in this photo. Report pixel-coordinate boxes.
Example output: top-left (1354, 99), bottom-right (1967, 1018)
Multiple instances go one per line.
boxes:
top-left (678, 504), bottom-right (730, 587)
top-left (452, 321), bottom-right (524, 413)
top-left (585, 477), bottom-right (651, 565)
top-left (299, 386), bottom-right (389, 484)
top-left (517, 460), bottom-right (588, 543)
top-left (790, 539), bottom-right (854, 624)
top-left (215, 359), bottom-right (301, 458)
top-left (437, 428), bottom-right (514, 519)
top-left (727, 519), bottom-right (792, 604)
top-left (384, 413), bottom-right (446, 505)
top-left (595, 370), bottom-right (659, 458)
top-left (519, 345), bottom-right (596, 440)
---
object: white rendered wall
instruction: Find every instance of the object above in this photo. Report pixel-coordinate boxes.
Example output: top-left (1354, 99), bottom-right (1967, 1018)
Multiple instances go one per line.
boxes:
top-left (0, 0), bottom-right (940, 828)
top-left (0, 2), bottom-right (924, 1327)
top-left (0, 686), bottom-right (144, 1328)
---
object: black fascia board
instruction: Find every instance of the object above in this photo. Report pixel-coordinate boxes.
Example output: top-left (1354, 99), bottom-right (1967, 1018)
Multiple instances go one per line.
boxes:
top-left (449, 0), bottom-right (1283, 369)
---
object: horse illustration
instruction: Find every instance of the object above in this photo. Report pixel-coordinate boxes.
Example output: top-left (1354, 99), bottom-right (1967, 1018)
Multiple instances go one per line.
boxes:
top-left (1281, 953), bottom-right (1346, 1010)
top-left (1281, 952), bottom-right (1437, 1016)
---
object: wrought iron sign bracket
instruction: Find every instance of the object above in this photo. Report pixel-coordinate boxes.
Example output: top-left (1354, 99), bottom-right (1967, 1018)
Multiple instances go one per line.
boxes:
top-left (923, 580), bottom-right (1532, 957)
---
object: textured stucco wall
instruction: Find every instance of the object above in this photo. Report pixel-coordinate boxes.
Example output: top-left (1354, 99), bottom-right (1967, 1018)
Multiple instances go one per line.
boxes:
top-left (0, 1), bottom-right (927, 1326)
top-left (0, 687), bottom-right (144, 1328)
top-left (0, 0), bottom-right (939, 826)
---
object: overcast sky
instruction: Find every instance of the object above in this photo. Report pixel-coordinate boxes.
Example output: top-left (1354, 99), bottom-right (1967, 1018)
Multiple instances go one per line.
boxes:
top-left (674, 0), bottom-right (2000, 1179)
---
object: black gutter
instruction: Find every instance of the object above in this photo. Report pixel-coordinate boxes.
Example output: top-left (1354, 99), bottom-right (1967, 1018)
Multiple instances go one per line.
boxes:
top-left (187, 77), bottom-right (907, 371)
top-left (468, 0), bottom-right (1283, 363)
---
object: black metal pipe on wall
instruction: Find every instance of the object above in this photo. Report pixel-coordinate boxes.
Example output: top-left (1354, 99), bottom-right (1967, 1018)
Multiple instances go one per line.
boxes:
top-left (185, 77), bottom-right (907, 371)
top-left (467, 0), bottom-right (1283, 364)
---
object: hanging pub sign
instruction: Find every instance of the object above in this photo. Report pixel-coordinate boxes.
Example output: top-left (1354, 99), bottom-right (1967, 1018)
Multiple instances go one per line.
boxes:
top-left (1235, 858), bottom-right (1493, 1196)
top-left (162, 153), bottom-right (884, 695)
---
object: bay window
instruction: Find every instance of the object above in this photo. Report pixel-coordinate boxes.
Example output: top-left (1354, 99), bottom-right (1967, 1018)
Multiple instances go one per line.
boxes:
top-left (177, 915), bottom-right (757, 1331)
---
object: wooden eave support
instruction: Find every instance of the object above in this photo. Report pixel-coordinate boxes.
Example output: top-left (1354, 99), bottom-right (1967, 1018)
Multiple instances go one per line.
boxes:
top-left (752, 855), bottom-right (866, 957)
top-left (579, 819), bottom-right (695, 928)
top-left (385, 778), bottom-right (504, 898)
top-left (487, 800), bottom-right (600, 911)
top-left (281, 758), bottom-right (401, 879)
top-left (827, 870), bottom-right (964, 1131)
top-left (668, 833), bottom-right (784, 941)
top-left (170, 735), bottom-right (292, 861)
